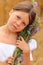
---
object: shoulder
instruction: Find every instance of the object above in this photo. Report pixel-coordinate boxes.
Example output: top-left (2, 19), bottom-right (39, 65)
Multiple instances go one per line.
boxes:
top-left (0, 25), bottom-right (5, 35)
top-left (0, 26), bottom-right (5, 42)
top-left (28, 39), bottom-right (37, 51)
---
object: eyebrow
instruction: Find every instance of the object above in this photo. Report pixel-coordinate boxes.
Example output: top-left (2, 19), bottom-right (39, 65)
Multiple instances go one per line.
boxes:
top-left (16, 15), bottom-right (21, 19)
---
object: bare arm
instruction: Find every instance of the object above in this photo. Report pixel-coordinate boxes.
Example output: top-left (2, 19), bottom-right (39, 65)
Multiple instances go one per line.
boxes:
top-left (0, 62), bottom-right (3, 65)
top-left (21, 51), bottom-right (30, 65)
top-left (0, 62), bottom-right (7, 65)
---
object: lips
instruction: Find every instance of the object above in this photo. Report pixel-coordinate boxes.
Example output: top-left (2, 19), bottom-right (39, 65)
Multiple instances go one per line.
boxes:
top-left (13, 24), bottom-right (17, 29)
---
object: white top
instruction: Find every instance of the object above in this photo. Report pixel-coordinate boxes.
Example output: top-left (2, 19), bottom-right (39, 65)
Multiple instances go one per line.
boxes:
top-left (0, 39), bottom-right (37, 62)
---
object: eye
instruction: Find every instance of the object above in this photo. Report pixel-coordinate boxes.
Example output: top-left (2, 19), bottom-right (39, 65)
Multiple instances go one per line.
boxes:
top-left (16, 15), bottom-right (21, 19)
top-left (22, 22), bottom-right (26, 26)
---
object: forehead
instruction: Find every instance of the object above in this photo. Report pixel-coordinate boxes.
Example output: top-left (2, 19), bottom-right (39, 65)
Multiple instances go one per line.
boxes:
top-left (13, 11), bottom-right (29, 24)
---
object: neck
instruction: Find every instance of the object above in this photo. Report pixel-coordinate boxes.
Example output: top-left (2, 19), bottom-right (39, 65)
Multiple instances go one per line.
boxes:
top-left (0, 24), bottom-right (18, 39)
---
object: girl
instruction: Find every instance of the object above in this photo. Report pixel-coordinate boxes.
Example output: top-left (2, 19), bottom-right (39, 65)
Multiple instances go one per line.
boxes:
top-left (0, 1), bottom-right (37, 65)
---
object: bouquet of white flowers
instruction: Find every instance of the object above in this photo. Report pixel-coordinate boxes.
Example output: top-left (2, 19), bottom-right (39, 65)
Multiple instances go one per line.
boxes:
top-left (12, 16), bottom-right (40, 65)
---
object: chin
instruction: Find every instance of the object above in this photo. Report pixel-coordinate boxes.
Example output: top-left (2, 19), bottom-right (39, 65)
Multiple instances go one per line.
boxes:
top-left (16, 30), bottom-right (23, 33)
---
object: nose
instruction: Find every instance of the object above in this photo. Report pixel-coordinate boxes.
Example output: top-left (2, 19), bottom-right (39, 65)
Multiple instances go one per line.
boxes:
top-left (16, 20), bottom-right (21, 26)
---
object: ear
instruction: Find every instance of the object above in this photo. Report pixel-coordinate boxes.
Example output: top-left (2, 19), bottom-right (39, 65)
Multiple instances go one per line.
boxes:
top-left (9, 9), bottom-right (14, 16)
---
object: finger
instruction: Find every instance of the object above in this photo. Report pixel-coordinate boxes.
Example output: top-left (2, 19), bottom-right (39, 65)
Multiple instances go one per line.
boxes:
top-left (8, 57), bottom-right (13, 59)
top-left (16, 43), bottom-right (20, 48)
top-left (7, 63), bottom-right (12, 65)
top-left (20, 36), bottom-right (24, 41)
top-left (7, 57), bottom-right (14, 64)
top-left (7, 59), bottom-right (13, 65)
top-left (16, 43), bottom-right (19, 46)
top-left (7, 59), bottom-right (13, 64)
top-left (8, 58), bottom-right (13, 62)
top-left (16, 42), bottom-right (20, 48)
top-left (16, 40), bottom-right (21, 45)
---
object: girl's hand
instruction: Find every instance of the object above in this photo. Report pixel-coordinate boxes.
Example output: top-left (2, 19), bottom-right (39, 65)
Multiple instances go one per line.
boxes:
top-left (16, 36), bottom-right (30, 53)
top-left (6, 57), bottom-right (14, 65)
top-left (0, 57), bottom-right (13, 65)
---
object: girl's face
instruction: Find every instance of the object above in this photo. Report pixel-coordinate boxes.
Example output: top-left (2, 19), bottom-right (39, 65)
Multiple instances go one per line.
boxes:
top-left (7, 10), bottom-right (29, 32)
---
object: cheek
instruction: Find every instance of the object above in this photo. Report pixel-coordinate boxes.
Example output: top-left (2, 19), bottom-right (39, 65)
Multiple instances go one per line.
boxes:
top-left (9, 17), bottom-right (14, 23)
top-left (18, 26), bottom-right (25, 32)
top-left (8, 16), bottom-right (17, 25)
